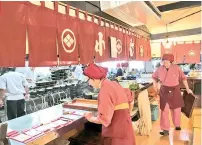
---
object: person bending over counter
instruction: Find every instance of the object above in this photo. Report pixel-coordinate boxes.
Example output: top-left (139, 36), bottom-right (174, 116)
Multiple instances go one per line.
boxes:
top-left (83, 64), bottom-right (136, 145)
top-left (152, 54), bottom-right (193, 136)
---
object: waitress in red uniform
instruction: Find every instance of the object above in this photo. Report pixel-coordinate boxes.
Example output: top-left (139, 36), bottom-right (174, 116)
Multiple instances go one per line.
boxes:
top-left (152, 54), bottom-right (193, 136)
top-left (83, 64), bottom-right (136, 145)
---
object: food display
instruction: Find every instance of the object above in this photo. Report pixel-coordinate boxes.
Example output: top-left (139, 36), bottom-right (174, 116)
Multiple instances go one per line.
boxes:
top-left (129, 83), bottom-right (140, 91)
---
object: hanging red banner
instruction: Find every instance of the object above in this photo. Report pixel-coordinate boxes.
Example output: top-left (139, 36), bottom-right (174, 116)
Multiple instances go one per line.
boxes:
top-left (116, 26), bottom-right (125, 60)
top-left (174, 42), bottom-right (201, 64)
top-left (127, 31), bottom-right (136, 60)
top-left (57, 5), bottom-right (79, 65)
top-left (161, 42), bottom-right (174, 57)
top-left (78, 13), bottom-right (96, 64)
top-left (145, 39), bottom-right (152, 61)
top-left (0, 2), bottom-right (27, 67)
top-left (27, 2), bottom-right (58, 67)
top-left (109, 23), bottom-right (118, 59)
top-left (135, 36), bottom-right (151, 61)
top-left (122, 28), bottom-right (129, 61)
top-left (135, 36), bottom-right (144, 61)
top-left (104, 22), bottom-right (111, 61)
top-left (94, 18), bottom-right (110, 63)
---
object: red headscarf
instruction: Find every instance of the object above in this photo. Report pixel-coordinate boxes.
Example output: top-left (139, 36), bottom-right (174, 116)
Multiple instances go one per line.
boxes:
top-left (83, 64), bottom-right (108, 79)
top-left (162, 54), bottom-right (174, 63)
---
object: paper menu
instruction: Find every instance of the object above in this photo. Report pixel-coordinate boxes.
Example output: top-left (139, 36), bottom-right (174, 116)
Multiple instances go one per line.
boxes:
top-left (11, 134), bottom-right (32, 142)
top-left (24, 129), bottom-right (42, 137)
top-left (35, 124), bottom-right (53, 132)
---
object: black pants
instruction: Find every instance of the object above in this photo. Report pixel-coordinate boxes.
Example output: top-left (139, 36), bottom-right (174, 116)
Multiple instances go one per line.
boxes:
top-left (7, 99), bottom-right (25, 120)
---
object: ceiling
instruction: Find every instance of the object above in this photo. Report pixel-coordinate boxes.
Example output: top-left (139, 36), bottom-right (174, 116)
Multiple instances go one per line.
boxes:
top-left (149, 1), bottom-right (201, 34)
top-left (100, 1), bottom-right (201, 39)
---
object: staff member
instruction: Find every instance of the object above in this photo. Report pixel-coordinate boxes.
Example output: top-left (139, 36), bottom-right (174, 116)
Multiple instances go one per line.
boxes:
top-left (152, 54), bottom-right (193, 136)
top-left (0, 68), bottom-right (29, 120)
top-left (83, 64), bottom-right (136, 145)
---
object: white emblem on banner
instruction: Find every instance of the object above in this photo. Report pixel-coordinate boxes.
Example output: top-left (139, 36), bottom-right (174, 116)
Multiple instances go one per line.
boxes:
top-left (140, 45), bottom-right (144, 57)
top-left (129, 39), bottom-right (134, 57)
top-left (61, 29), bottom-right (76, 53)
top-left (116, 39), bottom-right (122, 54)
top-left (95, 32), bottom-right (105, 56)
top-left (110, 37), bottom-right (122, 58)
top-left (189, 50), bottom-right (195, 56)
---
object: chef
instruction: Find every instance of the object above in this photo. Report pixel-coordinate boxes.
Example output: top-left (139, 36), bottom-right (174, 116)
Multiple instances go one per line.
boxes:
top-left (0, 67), bottom-right (29, 120)
top-left (152, 54), bottom-right (193, 136)
top-left (83, 64), bottom-right (136, 145)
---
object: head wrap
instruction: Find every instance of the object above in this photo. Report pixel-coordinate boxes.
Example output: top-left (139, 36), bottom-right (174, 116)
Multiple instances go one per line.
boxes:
top-left (162, 54), bottom-right (174, 63)
top-left (83, 64), bottom-right (108, 79)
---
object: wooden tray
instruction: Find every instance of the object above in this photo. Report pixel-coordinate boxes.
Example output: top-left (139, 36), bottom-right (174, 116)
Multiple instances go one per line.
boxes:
top-left (63, 99), bottom-right (98, 111)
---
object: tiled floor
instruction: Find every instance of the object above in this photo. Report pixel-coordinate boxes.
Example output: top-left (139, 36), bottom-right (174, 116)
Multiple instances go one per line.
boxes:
top-left (135, 113), bottom-right (192, 145)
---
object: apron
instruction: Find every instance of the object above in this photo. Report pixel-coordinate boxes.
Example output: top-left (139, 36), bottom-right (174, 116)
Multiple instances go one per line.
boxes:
top-left (159, 85), bottom-right (184, 111)
top-left (101, 103), bottom-right (136, 145)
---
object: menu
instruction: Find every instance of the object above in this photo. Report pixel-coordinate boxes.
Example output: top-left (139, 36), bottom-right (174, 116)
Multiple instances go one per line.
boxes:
top-left (10, 133), bottom-right (32, 143)
top-left (24, 129), bottom-right (43, 137)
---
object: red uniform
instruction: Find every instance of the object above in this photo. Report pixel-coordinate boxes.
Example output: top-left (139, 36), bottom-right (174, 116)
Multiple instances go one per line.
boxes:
top-left (98, 79), bottom-right (136, 145)
top-left (152, 54), bottom-right (187, 132)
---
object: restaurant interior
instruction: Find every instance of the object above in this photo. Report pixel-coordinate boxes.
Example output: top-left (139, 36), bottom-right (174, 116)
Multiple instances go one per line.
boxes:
top-left (0, 1), bottom-right (201, 145)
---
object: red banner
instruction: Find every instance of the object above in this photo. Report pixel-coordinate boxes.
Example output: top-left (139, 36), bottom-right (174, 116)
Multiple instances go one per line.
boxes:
top-left (145, 39), bottom-right (152, 61)
top-left (127, 31), bottom-right (136, 60)
top-left (94, 19), bottom-right (110, 63)
top-left (57, 6), bottom-right (79, 65)
top-left (104, 22), bottom-right (111, 61)
top-left (161, 42), bottom-right (174, 57)
top-left (0, 2), bottom-right (27, 67)
top-left (174, 42), bottom-right (201, 64)
top-left (78, 13), bottom-right (96, 64)
top-left (27, 2), bottom-right (58, 67)
top-left (116, 26), bottom-right (125, 60)
top-left (135, 37), bottom-right (151, 61)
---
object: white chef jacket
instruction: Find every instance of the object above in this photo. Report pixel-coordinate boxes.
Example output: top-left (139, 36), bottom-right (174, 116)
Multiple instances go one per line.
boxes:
top-left (0, 72), bottom-right (28, 100)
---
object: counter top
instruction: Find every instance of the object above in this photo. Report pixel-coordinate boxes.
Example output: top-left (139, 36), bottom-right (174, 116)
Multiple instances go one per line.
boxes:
top-left (187, 77), bottom-right (202, 80)
top-left (5, 105), bottom-right (86, 145)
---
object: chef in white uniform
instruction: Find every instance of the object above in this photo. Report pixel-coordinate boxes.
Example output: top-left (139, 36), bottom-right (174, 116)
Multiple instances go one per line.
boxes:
top-left (0, 68), bottom-right (29, 120)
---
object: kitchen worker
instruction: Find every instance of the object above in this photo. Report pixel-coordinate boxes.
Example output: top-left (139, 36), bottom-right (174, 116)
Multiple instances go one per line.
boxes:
top-left (83, 64), bottom-right (136, 145)
top-left (0, 67), bottom-right (29, 120)
top-left (152, 54), bottom-right (193, 136)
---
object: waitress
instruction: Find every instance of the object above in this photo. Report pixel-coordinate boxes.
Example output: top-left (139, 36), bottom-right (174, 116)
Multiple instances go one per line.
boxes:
top-left (83, 64), bottom-right (136, 145)
top-left (152, 54), bottom-right (193, 136)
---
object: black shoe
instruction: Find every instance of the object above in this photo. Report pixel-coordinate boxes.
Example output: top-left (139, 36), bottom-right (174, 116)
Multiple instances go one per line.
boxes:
top-left (159, 130), bottom-right (169, 136)
top-left (175, 127), bottom-right (181, 130)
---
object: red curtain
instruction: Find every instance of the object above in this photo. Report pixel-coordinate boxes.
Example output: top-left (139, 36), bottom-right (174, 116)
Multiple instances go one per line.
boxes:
top-left (0, 2), bottom-right (27, 67)
top-left (174, 42), bottom-right (201, 64)
top-left (145, 39), bottom-right (152, 61)
top-left (78, 13), bottom-right (96, 64)
top-left (127, 31), bottom-right (136, 60)
top-left (161, 42), bottom-right (174, 57)
top-left (57, 6), bottom-right (79, 65)
top-left (104, 22), bottom-right (111, 61)
top-left (27, 2), bottom-right (58, 67)
top-left (94, 18), bottom-right (110, 63)
top-left (135, 37), bottom-right (151, 61)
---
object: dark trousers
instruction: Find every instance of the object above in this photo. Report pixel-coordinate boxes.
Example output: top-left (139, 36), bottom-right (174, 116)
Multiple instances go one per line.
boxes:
top-left (6, 99), bottom-right (25, 120)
